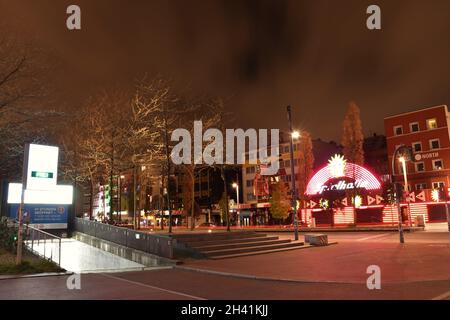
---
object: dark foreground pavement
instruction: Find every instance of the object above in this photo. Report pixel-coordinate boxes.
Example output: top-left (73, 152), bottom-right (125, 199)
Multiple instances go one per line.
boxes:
top-left (0, 231), bottom-right (448, 300)
top-left (0, 268), bottom-right (449, 300)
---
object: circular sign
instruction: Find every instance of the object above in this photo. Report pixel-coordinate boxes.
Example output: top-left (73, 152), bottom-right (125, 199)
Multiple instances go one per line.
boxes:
top-left (414, 154), bottom-right (422, 161)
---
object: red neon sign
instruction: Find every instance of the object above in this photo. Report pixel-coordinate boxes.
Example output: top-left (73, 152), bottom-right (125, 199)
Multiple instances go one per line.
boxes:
top-left (305, 155), bottom-right (381, 195)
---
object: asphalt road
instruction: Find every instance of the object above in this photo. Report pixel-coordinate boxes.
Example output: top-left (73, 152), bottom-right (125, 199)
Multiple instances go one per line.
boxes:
top-left (0, 230), bottom-right (448, 300)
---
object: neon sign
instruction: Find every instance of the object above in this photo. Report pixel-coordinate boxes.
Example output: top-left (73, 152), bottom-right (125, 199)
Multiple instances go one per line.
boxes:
top-left (306, 154), bottom-right (381, 195)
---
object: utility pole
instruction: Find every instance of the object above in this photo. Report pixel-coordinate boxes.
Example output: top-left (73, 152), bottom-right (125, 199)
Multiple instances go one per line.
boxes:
top-left (133, 165), bottom-right (137, 229)
top-left (287, 106), bottom-right (299, 241)
top-left (221, 164), bottom-right (231, 232)
top-left (163, 114), bottom-right (173, 233)
top-left (109, 131), bottom-right (114, 222)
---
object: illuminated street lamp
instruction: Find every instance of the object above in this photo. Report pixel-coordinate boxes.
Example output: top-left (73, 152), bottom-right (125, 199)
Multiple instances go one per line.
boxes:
top-left (291, 130), bottom-right (301, 139)
top-left (232, 182), bottom-right (240, 227)
top-left (287, 106), bottom-right (300, 241)
top-left (399, 156), bottom-right (412, 227)
top-left (391, 145), bottom-right (411, 243)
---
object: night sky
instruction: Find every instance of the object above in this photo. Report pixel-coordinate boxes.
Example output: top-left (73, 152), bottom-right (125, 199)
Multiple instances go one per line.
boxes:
top-left (1, 0), bottom-right (449, 141)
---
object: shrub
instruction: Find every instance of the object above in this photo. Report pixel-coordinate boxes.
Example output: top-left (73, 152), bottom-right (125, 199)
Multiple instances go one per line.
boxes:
top-left (0, 217), bottom-right (17, 252)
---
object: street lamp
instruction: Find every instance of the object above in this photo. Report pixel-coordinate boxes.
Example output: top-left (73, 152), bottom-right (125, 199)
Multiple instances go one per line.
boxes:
top-left (232, 182), bottom-right (240, 227)
top-left (399, 156), bottom-right (412, 227)
top-left (391, 145), bottom-right (411, 243)
top-left (287, 106), bottom-right (300, 241)
top-left (291, 130), bottom-right (301, 139)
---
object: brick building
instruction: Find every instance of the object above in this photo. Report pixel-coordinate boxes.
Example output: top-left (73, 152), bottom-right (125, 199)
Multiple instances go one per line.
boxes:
top-left (384, 104), bottom-right (450, 191)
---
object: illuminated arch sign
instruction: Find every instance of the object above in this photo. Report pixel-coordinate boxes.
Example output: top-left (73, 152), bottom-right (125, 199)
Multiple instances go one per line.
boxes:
top-left (306, 155), bottom-right (381, 195)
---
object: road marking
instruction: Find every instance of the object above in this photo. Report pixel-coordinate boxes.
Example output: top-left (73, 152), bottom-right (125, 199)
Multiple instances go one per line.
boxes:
top-left (431, 290), bottom-right (450, 300)
top-left (356, 233), bottom-right (391, 241)
top-left (100, 273), bottom-right (206, 300)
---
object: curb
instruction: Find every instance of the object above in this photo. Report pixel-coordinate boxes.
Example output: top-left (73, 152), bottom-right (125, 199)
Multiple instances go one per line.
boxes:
top-left (0, 271), bottom-right (72, 281)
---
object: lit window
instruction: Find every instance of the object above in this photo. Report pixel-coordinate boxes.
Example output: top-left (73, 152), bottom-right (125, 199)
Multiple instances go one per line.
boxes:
top-left (410, 122), bottom-right (420, 132)
top-left (394, 125), bottom-right (403, 136)
top-left (432, 182), bottom-right (445, 189)
top-left (427, 118), bottom-right (438, 129)
top-left (432, 159), bottom-right (443, 170)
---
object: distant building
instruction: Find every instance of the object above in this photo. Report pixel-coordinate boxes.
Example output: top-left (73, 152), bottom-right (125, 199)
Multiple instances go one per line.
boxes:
top-left (240, 138), bottom-right (344, 225)
top-left (384, 104), bottom-right (450, 191)
top-left (363, 133), bottom-right (389, 179)
top-left (312, 139), bottom-right (342, 169)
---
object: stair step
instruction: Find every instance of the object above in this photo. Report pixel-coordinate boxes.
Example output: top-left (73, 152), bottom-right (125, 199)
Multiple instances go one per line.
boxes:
top-left (175, 232), bottom-right (267, 243)
top-left (194, 239), bottom-right (290, 251)
top-left (209, 243), bottom-right (311, 259)
top-left (203, 241), bottom-right (305, 257)
top-left (188, 236), bottom-right (280, 248)
top-left (172, 230), bottom-right (257, 238)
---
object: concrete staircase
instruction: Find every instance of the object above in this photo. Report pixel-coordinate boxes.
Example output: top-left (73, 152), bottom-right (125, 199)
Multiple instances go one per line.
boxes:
top-left (172, 231), bottom-right (306, 259)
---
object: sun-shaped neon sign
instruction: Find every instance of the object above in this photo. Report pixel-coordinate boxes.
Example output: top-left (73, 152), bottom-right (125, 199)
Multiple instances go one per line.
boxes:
top-left (431, 189), bottom-right (440, 202)
top-left (328, 154), bottom-right (347, 178)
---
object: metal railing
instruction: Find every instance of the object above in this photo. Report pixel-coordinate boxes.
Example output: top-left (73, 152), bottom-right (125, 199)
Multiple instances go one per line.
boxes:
top-left (5, 217), bottom-right (63, 267)
top-left (23, 224), bottom-right (62, 266)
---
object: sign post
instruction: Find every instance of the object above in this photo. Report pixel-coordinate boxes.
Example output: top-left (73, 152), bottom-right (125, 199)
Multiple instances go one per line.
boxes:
top-left (16, 144), bottom-right (30, 265)
top-left (15, 143), bottom-right (60, 264)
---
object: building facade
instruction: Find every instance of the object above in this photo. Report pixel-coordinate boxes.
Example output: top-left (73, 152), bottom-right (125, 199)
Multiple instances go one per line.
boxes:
top-left (384, 105), bottom-right (450, 191)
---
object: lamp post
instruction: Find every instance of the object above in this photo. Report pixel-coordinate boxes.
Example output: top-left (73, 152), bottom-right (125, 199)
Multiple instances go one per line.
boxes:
top-left (118, 175), bottom-right (125, 222)
top-left (391, 145), bottom-right (407, 244)
top-left (399, 156), bottom-right (412, 227)
top-left (233, 182), bottom-right (240, 227)
top-left (287, 106), bottom-right (300, 241)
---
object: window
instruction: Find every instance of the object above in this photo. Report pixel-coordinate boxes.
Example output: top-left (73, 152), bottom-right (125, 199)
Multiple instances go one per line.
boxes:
top-left (246, 180), bottom-right (254, 187)
top-left (415, 162), bottom-right (425, 172)
top-left (279, 160), bottom-right (285, 168)
top-left (245, 166), bottom-right (255, 174)
top-left (247, 193), bottom-right (255, 201)
top-left (432, 182), bottom-right (445, 189)
top-left (432, 159), bottom-right (443, 170)
top-left (429, 139), bottom-right (440, 149)
top-left (283, 145), bottom-right (290, 153)
top-left (415, 183), bottom-right (427, 190)
top-left (410, 122), bottom-right (420, 132)
top-left (284, 160), bottom-right (291, 168)
top-left (393, 125), bottom-right (403, 136)
top-left (426, 118), bottom-right (438, 129)
top-left (412, 142), bottom-right (422, 153)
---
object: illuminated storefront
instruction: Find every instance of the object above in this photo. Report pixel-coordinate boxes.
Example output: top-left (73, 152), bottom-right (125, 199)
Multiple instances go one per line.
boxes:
top-left (303, 154), bottom-right (449, 226)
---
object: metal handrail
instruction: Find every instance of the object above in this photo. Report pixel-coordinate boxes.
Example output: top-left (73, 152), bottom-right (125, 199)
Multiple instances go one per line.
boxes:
top-left (8, 218), bottom-right (62, 267)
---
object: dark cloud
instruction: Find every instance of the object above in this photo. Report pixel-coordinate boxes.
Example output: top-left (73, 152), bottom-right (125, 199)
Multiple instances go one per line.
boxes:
top-left (1, 0), bottom-right (449, 140)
